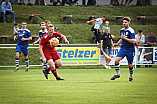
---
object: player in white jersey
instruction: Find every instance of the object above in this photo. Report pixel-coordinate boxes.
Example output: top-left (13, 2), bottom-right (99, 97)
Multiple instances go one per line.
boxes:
top-left (87, 15), bottom-right (106, 44)
top-left (111, 17), bottom-right (135, 81)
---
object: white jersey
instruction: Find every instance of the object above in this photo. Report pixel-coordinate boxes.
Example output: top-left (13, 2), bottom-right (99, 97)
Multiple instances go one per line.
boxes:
top-left (94, 18), bottom-right (103, 29)
top-left (135, 34), bottom-right (145, 43)
top-left (14, 27), bottom-right (19, 34)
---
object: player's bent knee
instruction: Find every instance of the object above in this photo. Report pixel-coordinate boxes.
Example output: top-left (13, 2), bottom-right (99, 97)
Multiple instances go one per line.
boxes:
top-left (55, 59), bottom-right (62, 68)
top-left (15, 52), bottom-right (19, 58)
top-left (56, 62), bottom-right (62, 67)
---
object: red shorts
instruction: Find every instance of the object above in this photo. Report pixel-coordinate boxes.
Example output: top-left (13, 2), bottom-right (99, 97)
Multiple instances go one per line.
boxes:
top-left (44, 50), bottom-right (61, 62)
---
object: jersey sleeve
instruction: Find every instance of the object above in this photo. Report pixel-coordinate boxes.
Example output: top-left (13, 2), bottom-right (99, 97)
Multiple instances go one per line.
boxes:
top-left (130, 32), bottom-right (135, 39)
top-left (28, 31), bottom-right (32, 37)
top-left (56, 32), bottom-right (62, 37)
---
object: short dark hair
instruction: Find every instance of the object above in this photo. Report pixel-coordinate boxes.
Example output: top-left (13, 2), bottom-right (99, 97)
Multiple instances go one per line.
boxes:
top-left (123, 17), bottom-right (131, 22)
top-left (14, 22), bottom-right (18, 26)
top-left (102, 15), bottom-right (106, 19)
top-left (40, 22), bottom-right (45, 26)
top-left (138, 30), bottom-right (142, 33)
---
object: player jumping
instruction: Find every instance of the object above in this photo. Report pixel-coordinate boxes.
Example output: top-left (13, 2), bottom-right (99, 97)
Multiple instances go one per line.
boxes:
top-left (111, 17), bottom-right (135, 81)
top-left (38, 24), bottom-right (69, 80)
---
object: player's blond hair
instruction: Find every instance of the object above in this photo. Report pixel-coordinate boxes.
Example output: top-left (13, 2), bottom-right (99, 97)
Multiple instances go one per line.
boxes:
top-left (47, 24), bottom-right (54, 30)
top-left (105, 21), bottom-right (109, 24)
top-left (123, 17), bottom-right (131, 22)
top-left (102, 15), bottom-right (106, 19)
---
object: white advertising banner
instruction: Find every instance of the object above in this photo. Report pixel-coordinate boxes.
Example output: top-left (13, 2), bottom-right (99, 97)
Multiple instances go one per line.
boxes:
top-left (135, 47), bottom-right (153, 65)
top-left (99, 47), bottom-right (134, 65)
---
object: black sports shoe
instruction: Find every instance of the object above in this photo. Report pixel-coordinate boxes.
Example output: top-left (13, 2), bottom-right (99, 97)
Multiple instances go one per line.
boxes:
top-left (111, 75), bottom-right (120, 80)
top-left (56, 77), bottom-right (65, 80)
top-left (43, 70), bottom-right (48, 79)
top-left (129, 77), bottom-right (133, 81)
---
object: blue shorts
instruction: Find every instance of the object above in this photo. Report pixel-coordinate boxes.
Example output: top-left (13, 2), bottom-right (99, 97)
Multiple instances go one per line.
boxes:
top-left (116, 48), bottom-right (135, 64)
top-left (15, 44), bottom-right (28, 55)
top-left (102, 48), bottom-right (113, 56)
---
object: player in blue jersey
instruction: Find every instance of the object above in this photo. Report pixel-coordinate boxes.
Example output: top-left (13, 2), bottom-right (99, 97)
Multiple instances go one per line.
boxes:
top-left (33, 22), bottom-right (49, 71)
top-left (111, 17), bottom-right (135, 81)
top-left (14, 22), bottom-right (32, 72)
top-left (33, 22), bottom-right (47, 45)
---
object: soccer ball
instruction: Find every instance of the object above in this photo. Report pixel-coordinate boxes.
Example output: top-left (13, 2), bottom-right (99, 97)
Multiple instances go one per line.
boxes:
top-left (50, 38), bottom-right (59, 47)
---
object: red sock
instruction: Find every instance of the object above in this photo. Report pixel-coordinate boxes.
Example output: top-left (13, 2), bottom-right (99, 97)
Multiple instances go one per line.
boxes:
top-left (47, 67), bottom-right (51, 71)
top-left (55, 64), bottom-right (60, 69)
top-left (51, 68), bottom-right (59, 78)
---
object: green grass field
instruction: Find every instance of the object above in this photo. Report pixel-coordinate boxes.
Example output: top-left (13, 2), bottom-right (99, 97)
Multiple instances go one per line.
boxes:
top-left (0, 66), bottom-right (157, 104)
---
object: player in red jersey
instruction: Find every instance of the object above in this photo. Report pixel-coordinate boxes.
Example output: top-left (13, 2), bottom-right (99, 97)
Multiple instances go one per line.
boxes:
top-left (38, 24), bottom-right (69, 80)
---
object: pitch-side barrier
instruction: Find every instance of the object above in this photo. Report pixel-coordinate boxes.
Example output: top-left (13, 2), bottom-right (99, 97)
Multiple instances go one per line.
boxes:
top-left (0, 44), bottom-right (156, 68)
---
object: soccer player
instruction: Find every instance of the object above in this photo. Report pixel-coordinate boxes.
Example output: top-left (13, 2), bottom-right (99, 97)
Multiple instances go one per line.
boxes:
top-left (86, 15), bottom-right (106, 44)
top-left (33, 22), bottom-right (48, 71)
top-left (14, 22), bottom-right (32, 72)
top-left (38, 24), bottom-right (69, 80)
top-left (45, 20), bottom-right (51, 29)
top-left (111, 17), bottom-right (135, 81)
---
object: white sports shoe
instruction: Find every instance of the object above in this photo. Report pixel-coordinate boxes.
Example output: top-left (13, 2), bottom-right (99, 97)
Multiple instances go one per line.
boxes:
top-left (108, 65), bottom-right (111, 69)
top-left (104, 64), bottom-right (108, 69)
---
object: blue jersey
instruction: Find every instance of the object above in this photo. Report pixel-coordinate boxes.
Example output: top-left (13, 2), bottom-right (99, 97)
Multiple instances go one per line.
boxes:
top-left (17, 29), bottom-right (32, 45)
top-left (39, 29), bottom-right (47, 39)
top-left (120, 27), bottom-right (135, 51)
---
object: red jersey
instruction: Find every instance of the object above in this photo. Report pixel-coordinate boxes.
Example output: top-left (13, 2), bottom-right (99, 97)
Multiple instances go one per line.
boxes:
top-left (40, 32), bottom-right (62, 52)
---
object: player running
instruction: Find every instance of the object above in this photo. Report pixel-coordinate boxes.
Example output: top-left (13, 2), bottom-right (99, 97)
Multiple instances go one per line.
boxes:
top-left (111, 17), bottom-right (135, 81)
top-left (38, 24), bottom-right (69, 80)
top-left (14, 22), bottom-right (32, 72)
top-left (33, 22), bottom-right (49, 71)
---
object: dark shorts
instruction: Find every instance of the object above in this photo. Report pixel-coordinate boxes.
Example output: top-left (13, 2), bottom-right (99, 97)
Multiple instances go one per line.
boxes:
top-left (116, 48), bottom-right (135, 64)
top-left (15, 44), bottom-right (28, 55)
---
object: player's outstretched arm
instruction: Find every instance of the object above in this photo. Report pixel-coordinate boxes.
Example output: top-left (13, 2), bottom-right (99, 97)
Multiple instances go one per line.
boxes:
top-left (61, 35), bottom-right (69, 45)
top-left (33, 37), bottom-right (41, 45)
top-left (86, 19), bottom-right (96, 24)
top-left (114, 38), bottom-right (122, 47)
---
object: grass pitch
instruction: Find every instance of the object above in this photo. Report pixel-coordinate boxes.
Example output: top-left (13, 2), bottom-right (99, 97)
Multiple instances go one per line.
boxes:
top-left (0, 66), bottom-right (157, 104)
